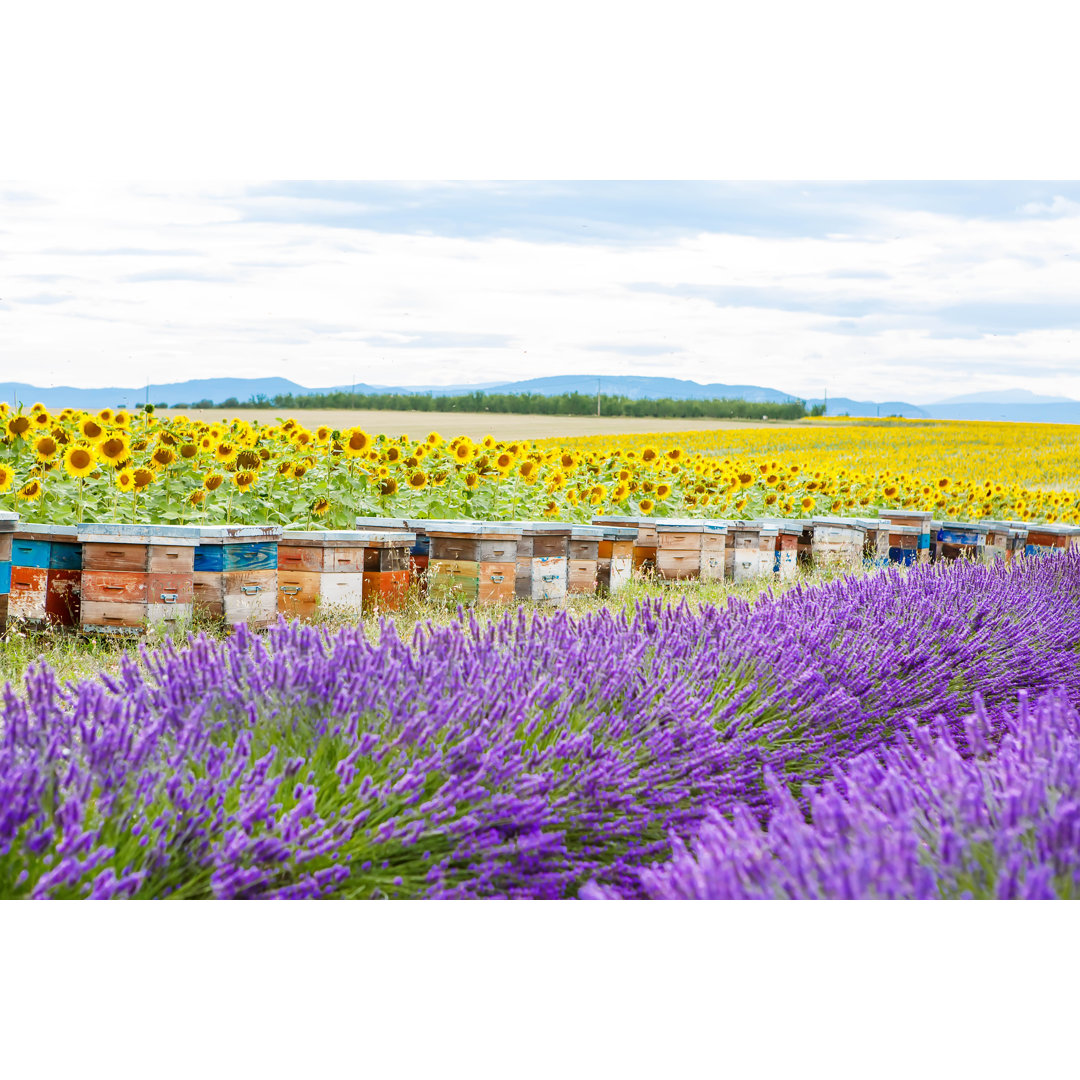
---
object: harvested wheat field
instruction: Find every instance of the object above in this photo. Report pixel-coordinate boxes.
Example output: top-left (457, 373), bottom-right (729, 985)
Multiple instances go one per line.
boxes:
top-left (159, 408), bottom-right (806, 440)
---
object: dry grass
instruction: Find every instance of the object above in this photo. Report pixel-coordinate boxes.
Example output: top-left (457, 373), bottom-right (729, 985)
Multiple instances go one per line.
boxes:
top-left (159, 408), bottom-right (810, 440)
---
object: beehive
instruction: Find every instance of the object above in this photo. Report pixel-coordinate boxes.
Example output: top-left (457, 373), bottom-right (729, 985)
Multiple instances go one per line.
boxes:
top-left (929, 521), bottom-right (986, 562)
top-left (0, 510), bottom-right (19, 630)
top-left (878, 509), bottom-right (932, 563)
top-left (811, 517), bottom-right (866, 570)
top-left (567, 525), bottom-right (605, 595)
top-left (426, 521), bottom-right (521, 607)
top-left (726, 521), bottom-right (776, 583)
top-left (1024, 522), bottom-right (1079, 556)
top-left (928, 520), bottom-right (944, 562)
top-left (77, 524), bottom-right (200, 636)
top-left (884, 523), bottom-right (921, 566)
top-left (699, 521), bottom-right (728, 582)
top-left (977, 521), bottom-right (1011, 563)
top-left (767, 520), bottom-right (803, 581)
top-left (193, 525), bottom-right (282, 629)
top-left (355, 516), bottom-right (427, 592)
top-left (517, 522), bottom-right (569, 604)
top-left (596, 525), bottom-right (636, 595)
top-left (655, 519), bottom-right (704, 581)
top-left (855, 519), bottom-right (891, 566)
top-left (591, 515), bottom-right (656, 573)
top-left (8, 524), bottom-right (81, 628)
top-left (277, 530), bottom-right (414, 620)
top-left (996, 521), bottom-right (1030, 561)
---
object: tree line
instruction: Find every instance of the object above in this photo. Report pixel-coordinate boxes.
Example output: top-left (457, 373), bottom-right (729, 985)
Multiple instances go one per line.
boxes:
top-left (172, 389), bottom-right (818, 420)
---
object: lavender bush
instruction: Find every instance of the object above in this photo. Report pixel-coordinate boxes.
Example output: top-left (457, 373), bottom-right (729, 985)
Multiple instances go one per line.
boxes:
top-left (2, 556), bottom-right (1080, 899)
top-left (586, 690), bottom-right (1080, 900)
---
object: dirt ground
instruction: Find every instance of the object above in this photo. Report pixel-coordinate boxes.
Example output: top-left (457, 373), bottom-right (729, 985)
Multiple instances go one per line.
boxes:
top-left (159, 408), bottom-right (809, 440)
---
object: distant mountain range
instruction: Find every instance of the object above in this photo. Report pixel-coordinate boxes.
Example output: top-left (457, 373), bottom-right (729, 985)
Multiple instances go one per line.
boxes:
top-left (2, 376), bottom-right (1079, 424)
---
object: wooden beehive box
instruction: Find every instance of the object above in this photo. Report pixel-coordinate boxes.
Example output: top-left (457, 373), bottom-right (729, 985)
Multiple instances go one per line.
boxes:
top-left (977, 521), bottom-right (1010, 563)
top-left (854, 519), bottom-right (891, 566)
top-left (567, 525), bottom-right (604, 595)
top-left (1024, 522), bottom-right (1075, 556)
top-left (355, 516), bottom-right (427, 589)
top-left (592, 515), bottom-right (656, 574)
top-left (767, 520), bottom-right (803, 581)
top-left (193, 525), bottom-right (282, 629)
top-left (811, 517), bottom-right (866, 570)
top-left (278, 530), bottom-right (413, 621)
top-left (423, 520), bottom-right (481, 607)
top-left (8, 523), bottom-right (81, 628)
top-left (517, 522), bottom-right (569, 604)
top-left (0, 510), bottom-right (18, 631)
top-left (699, 521), bottom-right (728, 582)
top-left (77, 523), bottom-right (200, 636)
top-left (596, 525), bottom-right (636, 595)
top-left (878, 508), bottom-right (932, 563)
top-left (883, 523), bottom-right (920, 566)
top-left (655, 519), bottom-right (704, 581)
top-left (724, 521), bottom-right (773, 583)
top-left (935, 521), bottom-right (989, 562)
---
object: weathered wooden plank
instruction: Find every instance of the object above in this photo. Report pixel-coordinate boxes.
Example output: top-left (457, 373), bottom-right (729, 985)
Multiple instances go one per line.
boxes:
top-left (148, 572), bottom-right (194, 605)
top-left (530, 556), bottom-right (567, 603)
top-left (193, 571), bottom-right (225, 617)
top-left (278, 544), bottom-right (329, 573)
top-left (81, 600), bottom-right (147, 631)
top-left (222, 570), bottom-right (278, 627)
top-left (82, 543), bottom-right (150, 572)
top-left (46, 568), bottom-right (81, 626)
top-left (478, 539), bottom-right (518, 563)
top-left (82, 570), bottom-right (148, 604)
top-left (319, 574), bottom-right (367, 613)
top-left (330, 547), bottom-right (365, 574)
top-left (11, 539), bottom-right (51, 568)
top-left (362, 570), bottom-right (410, 612)
top-left (9, 565), bottom-right (48, 621)
top-left (363, 546), bottom-right (410, 573)
top-left (148, 545), bottom-right (195, 573)
top-left (567, 559), bottom-right (598, 595)
top-left (277, 569), bottom-right (322, 620)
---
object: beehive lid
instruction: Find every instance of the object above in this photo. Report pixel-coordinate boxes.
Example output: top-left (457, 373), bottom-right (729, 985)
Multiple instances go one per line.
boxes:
top-left (591, 515), bottom-right (642, 526)
top-left (940, 520), bottom-right (990, 534)
top-left (598, 526), bottom-right (639, 540)
top-left (15, 522), bottom-right (78, 538)
top-left (282, 529), bottom-right (413, 545)
top-left (569, 524), bottom-right (607, 539)
top-left (654, 518), bottom-right (705, 532)
top-left (520, 521), bottom-right (572, 533)
top-left (0, 510), bottom-right (18, 523)
top-left (1027, 522), bottom-right (1080, 535)
top-left (76, 523), bottom-right (201, 545)
top-left (701, 521), bottom-right (729, 534)
top-left (813, 516), bottom-right (867, 531)
top-left (885, 524), bottom-right (921, 535)
top-left (878, 508), bottom-right (933, 521)
top-left (195, 525), bottom-right (283, 544)
top-left (355, 516), bottom-right (411, 529)
top-left (761, 518), bottom-right (805, 535)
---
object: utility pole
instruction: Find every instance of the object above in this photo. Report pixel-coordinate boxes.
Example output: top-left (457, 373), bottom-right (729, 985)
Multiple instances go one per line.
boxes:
top-left (597, 379), bottom-right (601, 418)
top-left (824, 384), bottom-right (828, 415)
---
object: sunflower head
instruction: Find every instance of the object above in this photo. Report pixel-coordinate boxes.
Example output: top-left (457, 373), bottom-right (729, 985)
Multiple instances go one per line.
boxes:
top-left (7, 415), bottom-right (32, 439)
top-left (343, 428), bottom-right (371, 457)
top-left (34, 435), bottom-right (59, 462)
top-left (407, 470), bottom-right (427, 490)
top-left (204, 473), bottom-right (225, 492)
top-left (63, 444), bottom-right (97, 478)
top-left (379, 478), bottom-right (399, 496)
top-left (638, 498), bottom-right (655, 514)
top-left (0, 465), bottom-right (13, 493)
top-left (151, 446), bottom-right (176, 468)
top-left (311, 498), bottom-right (331, 517)
top-left (234, 471), bottom-right (256, 491)
top-left (17, 479), bottom-right (43, 501)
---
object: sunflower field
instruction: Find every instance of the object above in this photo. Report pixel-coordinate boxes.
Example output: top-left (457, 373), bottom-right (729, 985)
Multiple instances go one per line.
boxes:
top-left (2, 403), bottom-right (1079, 528)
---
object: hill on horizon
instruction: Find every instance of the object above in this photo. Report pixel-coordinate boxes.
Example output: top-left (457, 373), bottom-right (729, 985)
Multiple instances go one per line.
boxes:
top-left (3, 374), bottom-right (1079, 424)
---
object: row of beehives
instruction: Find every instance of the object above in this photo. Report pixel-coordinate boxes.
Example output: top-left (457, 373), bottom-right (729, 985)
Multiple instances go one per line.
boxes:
top-left (0, 510), bottom-right (1077, 634)
top-left (0, 520), bottom-right (415, 636)
top-left (353, 510), bottom-right (1080, 607)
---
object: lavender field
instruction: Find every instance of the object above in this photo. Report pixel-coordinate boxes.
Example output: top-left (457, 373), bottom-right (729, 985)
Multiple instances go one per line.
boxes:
top-left (3, 555), bottom-right (1080, 899)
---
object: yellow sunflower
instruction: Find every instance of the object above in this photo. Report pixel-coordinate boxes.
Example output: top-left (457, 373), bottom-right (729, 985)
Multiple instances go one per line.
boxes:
top-left (0, 465), bottom-right (13, 493)
top-left (33, 435), bottom-right (59, 462)
top-left (63, 444), bottom-right (97, 478)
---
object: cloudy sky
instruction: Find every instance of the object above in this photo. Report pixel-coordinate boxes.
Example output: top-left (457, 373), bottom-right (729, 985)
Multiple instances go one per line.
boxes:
top-left (3, 181), bottom-right (1080, 403)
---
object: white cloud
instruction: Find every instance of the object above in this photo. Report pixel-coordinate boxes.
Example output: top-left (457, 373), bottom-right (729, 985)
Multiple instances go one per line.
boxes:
top-left (3, 184), bottom-right (1080, 404)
